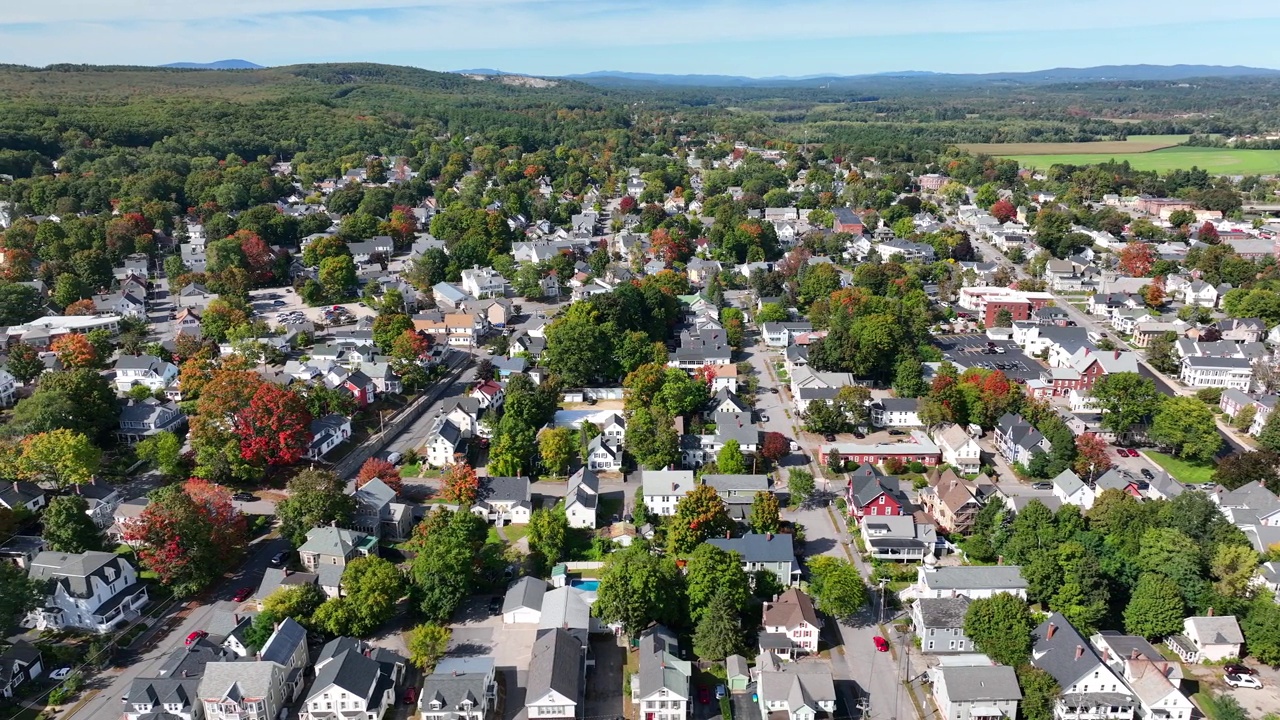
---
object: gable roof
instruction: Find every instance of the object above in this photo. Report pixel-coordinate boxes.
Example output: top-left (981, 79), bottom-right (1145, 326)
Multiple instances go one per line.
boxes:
top-left (503, 576), bottom-right (549, 614)
top-left (526, 629), bottom-right (582, 704)
top-left (914, 597), bottom-right (971, 629)
top-left (921, 565), bottom-right (1027, 592)
top-left (259, 617), bottom-right (307, 666)
top-left (763, 589), bottom-right (820, 630)
top-left (707, 532), bottom-right (794, 564)
top-left (1033, 613), bottom-right (1105, 688)
top-left (935, 665), bottom-right (1021, 702)
top-left (636, 625), bottom-right (690, 699)
top-left (1186, 616), bottom-right (1243, 645)
top-left (311, 648), bottom-right (381, 702)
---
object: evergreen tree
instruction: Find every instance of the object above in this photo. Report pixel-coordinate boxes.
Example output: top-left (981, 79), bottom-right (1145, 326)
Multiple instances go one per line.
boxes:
top-left (693, 588), bottom-right (743, 660)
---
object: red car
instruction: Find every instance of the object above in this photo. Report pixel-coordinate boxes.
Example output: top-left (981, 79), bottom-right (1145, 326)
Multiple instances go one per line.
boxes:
top-left (698, 686), bottom-right (711, 704)
top-left (185, 630), bottom-right (207, 646)
top-left (232, 587), bottom-right (253, 602)
top-left (873, 636), bottom-right (889, 652)
top-left (402, 687), bottom-right (418, 705)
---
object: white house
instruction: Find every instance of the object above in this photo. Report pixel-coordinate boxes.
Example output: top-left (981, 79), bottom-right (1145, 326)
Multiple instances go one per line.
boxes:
top-left (564, 467), bottom-right (599, 529)
top-left (1122, 659), bottom-right (1194, 720)
top-left (638, 470), bottom-right (695, 516)
top-left (425, 417), bottom-right (465, 468)
top-left (1032, 614), bottom-right (1135, 720)
top-left (871, 398), bottom-right (922, 428)
top-left (305, 414), bottom-right (352, 461)
top-left (1169, 616), bottom-right (1243, 663)
top-left (761, 589), bottom-right (823, 656)
top-left (25, 551), bottom-right (149, 634)
top-left (0, 367), bottom-right (17, 406)
top-left (460, 266), bottom-right (508, 299)
top-left (631, 626), bottom-right (690, 720)
top-left (907, 565), bottom-right (1027, 600)
top-left (584, 436), bottom-right (622, 471)
top-left (934, 424), bottom-right (981, 474)
top-left (419, 657), bottom-right (497, 720)
top-left (300, 638), bottom-right (404, 720)
top-left (1051, 469), bottom-right (1096, 510)
top-left (473, 476), bottom-right (532, 525)
top-left (929, 662), bottom-right (1021, 720)
top-left (199, 663), bottom-right (292, 720)
top-left (1179, 356), bottom-right (1253, 391)
top-left (525, 629), bottom-right (583, 720)
top-left (755, 654), bottom-right (836, 720)
top-left (113, 355), bottom-right (179, 394)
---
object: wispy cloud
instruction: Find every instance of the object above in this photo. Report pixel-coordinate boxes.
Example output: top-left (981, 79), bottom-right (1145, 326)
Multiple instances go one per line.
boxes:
top-left (2, 1), bottom-right (1280, 73)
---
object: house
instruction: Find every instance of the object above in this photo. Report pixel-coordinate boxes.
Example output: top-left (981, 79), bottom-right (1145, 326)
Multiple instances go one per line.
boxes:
top-left (1179, 356), bottom-right (1253, 391)
top-left (919, 470), bottom-right (983, 534)
top-left (707, 532), bottom-right (800, 588)
top-left (0, 644), bottom-right (42, 699)
top-left (934, 424), bottom-right (981, 474)
top-left (564, 467), bottom-right (599, 529)
top-left (502, 577), bottom-right (549, 624)
top-left (911, 597), bottom-right (973, 654)
top-left (1089, 632), bottom-right (1182, 683)
top-left (471, 380), bottom-right (505, 410)
top-left (0, 481), bottom-right (47, 514)
top-left (1167, 616), bottom-right (1243, 663)
top-left (908, 564), bottom-right (1027, 600)
top-left (113, 355), bottom-right (179, 394)
top-left (928, 663), bottom-right (1021, 720)
top-left (870, 398), bottom-right (922, 428)
top-left (584, 435), bottom-right (621, 471)
top-left (845, 469), bottom-right (907, 519)
top-left (702, 474), bottom-right (772, 520)
top-left (755, 654), bottom-right (837, 720)
top-left (74, 480), bottom-right (123, 529)
top-left (425, 416), bottom-right (466, 468)
top-left (1031, 614), bottom-right (1135, 720)
top-left (1033, 349), bottom-right (1140, 399)
top-left (116, 398), bottom-right (187, 445)
top-left (299, 638), bottom-right (404, 720)
top-left (760, 589), bottom-right (823, 656)
top-left (305, 414), bottom-right (352, 460)
top-left (632, 626), bottom-right (690, 720)
top-left (761, 322), bottom-right (815, 348)
top-left (349, 477), bottom-right (413, 541)
top-left (297, 526), bottom-right (377, 598)
top-left (348, 236), bottom-right (394, 264)
top-left (419, 657), bottom-right (498, 720)
top-left (860, 515), bottom-right (936, 562)
top-left (994, 413), bottom-right (1050, 466)
top-left (1181, 280), bottom-right (1221, 308)
top-left (639, 470), bottom-right (696, 517)
top-left (1122, 659), bottom-right (1194, 720)
top-left (525, 629), bottom-right (583, 720)
top-left (25, 551), bottom-right (150, 633)
top-left (460, 266), bottom-right (508, 299)
top-left (473, 476), bottom-right (533, 525)
top-left (1218, 318), bottom-right (1266, 343)
top-left (259, 616), bottom-right (311, 677)
top-left (709, 388), bottom-right (749, 415)
top-left (1094, 468), bottom-right (1142, 499)
top-left (0, 536), bottom-right (46, 569)
top-left (826, 431), bottom-right (941, 469)
top-left (176, 283), bottom-right (217, 309)
top-left (433, 282), bottom-right (469, 309)
top-left (833, 208), bottom-right (864, 234)
top-left (667, 328), bottom-right (733, 368)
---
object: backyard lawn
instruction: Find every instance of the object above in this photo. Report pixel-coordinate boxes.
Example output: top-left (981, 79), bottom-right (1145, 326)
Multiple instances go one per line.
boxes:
top-left (1145, 451), bottom-right (1215, 485)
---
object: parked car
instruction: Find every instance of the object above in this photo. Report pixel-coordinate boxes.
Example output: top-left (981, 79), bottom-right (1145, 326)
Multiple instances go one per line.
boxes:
top-left (1032, 482), bottom-right (1053, 490)
top-left (270, 551), bottom-right (289, 567)
top-left (716, 685), bottom-right (726, 700)
top-left (1224, 664), bottom-right (1256, 676)
top-left (994, 347), bottom-right (1006, 354)
top-left (759, 414), bottom-right (769, 423)
top-left (873, 636), bottom-right (889, 652)
top-left (1140, 469), bottom-right (1154, 480)
top-left (488, 596), bottom-right (503, 615)
top-left (698, 686), bottom-right (711, 704)
top-left (386, 451), bottom-right (403, 465)
top-left (49, 667), bottom-right (72, 680)
top-left (232, 492), bottom-right (255, 502)
top-left (1225, 674), bottom-right (1262, 689)
top-left (853, 431), bottom-right (865, 439)
top-left (233, 587), bottom-right (253, 602)
top-left (402, 687), bottom-right (418, 705)
top-left (185, 630), bottom-right (207, 646)
top-left (824, 434), bottom-right (836, 442)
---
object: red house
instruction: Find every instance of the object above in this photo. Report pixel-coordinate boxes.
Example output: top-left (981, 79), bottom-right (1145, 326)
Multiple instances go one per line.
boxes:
top-left (844, 466), bottom-right (907, 519)
top-left (833, 208), bottom-right (865, 235)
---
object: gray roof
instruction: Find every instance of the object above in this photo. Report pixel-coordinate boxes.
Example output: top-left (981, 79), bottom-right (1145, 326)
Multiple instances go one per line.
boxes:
top-left (28, 551), bottom-right (130, 599)
top-left (311, 648), bottom-right (381, 702)
top-left (254, 567), bottom-right (319, 602)
top-left (1187, 616), bottom-right (1244, 645)
top-left (114, 354), bottom-right (166, 371)
top-left (1052, 469), bottom-right (1086, 496)
top-left (915, 597), bottom-right (971, 629)
top-left (758, 657), bottom-right (837, 710)
top-left (639, 470), bottom-right (695, 497)
top-left (707, 532), bottom-right (795, 564)
top-left (197, 661), bottom-right (281, 702)
top-left (637, 625), bottom-right (690, 699)
top-left (713, 411), bottom-right (759, 445)
top-left (156, 638), bottom-right (239, 679)
top-left (503, 576), bottom-right (549, 614)
top-left (421, 658), bottom-right (493, 712)
top-left (526, 628), bottom-right (582, 704)
top-left (935, 665), bottom-right (1021, 702)
top-left (726, 654), bottom-right (749, 680)
top-left (298, 526), bottom-right (368, 558)
top-left (352, 477), bottom-right (397, 510)
top-left (921, 565), bottom-right (1027, 592)
top-left (259, 617), bottom-right (307, 666)
top-left (1033, 613), bottom-right (1103, 688)
top-left (126, 677), bottom-right (198, 709)
top-left (701, 475), bottom-right (771, 494)
top-left (481, 476), bottom-right (531, 505)
top-left (1183, 355), bottom-right (1253, 369)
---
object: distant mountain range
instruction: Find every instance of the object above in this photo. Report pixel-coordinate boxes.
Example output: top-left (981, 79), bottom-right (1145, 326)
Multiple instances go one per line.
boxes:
top-left (161, 59), bottom-right (263, 70)
top-left (559, 64), bottom-right (1280, 88)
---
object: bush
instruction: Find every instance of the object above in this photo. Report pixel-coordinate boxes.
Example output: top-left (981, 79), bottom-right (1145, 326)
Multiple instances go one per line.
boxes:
top-left (1196, 387), bottom-right (1223, 405)
top-left (907, 461), bottom-right (925, 473)
top-left (883, 457), bottom-right (905, 474)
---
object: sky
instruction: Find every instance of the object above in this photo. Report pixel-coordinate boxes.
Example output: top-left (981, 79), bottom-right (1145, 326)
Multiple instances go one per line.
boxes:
top-left (4, 0), bottom-right (1280, 76)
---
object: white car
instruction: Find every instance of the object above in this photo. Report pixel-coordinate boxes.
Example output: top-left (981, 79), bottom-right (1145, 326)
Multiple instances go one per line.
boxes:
top-left (49, 667), bottom-right (72, 680)
top-left (1225, 674), bottom-right (1262, 689)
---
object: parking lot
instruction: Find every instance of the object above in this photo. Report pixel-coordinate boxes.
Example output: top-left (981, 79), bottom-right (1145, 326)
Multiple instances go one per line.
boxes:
top-left (247, 287), bottom-right (378, 328)
top-left (448, 598), bottom-right (539, 720)
top-left (936, 334), bottom-right (1043, 383)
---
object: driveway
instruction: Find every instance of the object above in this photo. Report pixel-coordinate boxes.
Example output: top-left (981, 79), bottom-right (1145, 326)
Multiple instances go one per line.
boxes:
top-left (584, 637), bottom-right (624, 720)
top-left (448, 598), bottom-right (538, 720)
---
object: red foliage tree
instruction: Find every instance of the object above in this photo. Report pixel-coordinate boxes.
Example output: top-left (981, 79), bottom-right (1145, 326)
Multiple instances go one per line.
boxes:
top-left (761, 432), bottom-right (790, 465)
top-left (197, 368), bottom-right (265, 419)
top-left (441, 463), bottom-right (480, 505)
top-left (357, 458), bottom-right (404, 495)
top-left (1198, 221), bottom-right (1220, 244)
top-left (990, 199), bottom-right (1017, 224)
top-left (382, 206), bottom-right (418, 247)
top-left (125, 479), bottom-right (246, 594)
top-left (649, 227), bottom-right (692, 264)
top-left (51, 333), bottom-right (98, 368)
top-left (106, 212), bottom-right (153, 257)
top-left (692, 364), bottom-right (717, 387)
top-left (1073, 433), bottom-right (1112, 479)
top-left (618, 196), bottom-right (638, 215)
top-left (390, 329), bottom-right (431, 361)
top-left (1117, 242), bottom-right (1155, 278)
top-left (233, 230), bottom-right (276, 285)
top-left (233, 384), bottom-right (314, 466)
top-left (1142, 282), bottom-right (1166, 308)
top-left (64, 299), bottom-right (96, 316)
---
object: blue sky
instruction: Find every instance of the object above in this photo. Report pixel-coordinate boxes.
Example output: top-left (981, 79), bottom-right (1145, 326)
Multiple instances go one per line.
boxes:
top-left (3, 1), bottom-right (1280, 76)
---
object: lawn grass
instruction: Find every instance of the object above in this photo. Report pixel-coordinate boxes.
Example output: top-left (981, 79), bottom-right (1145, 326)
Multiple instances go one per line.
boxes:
top-left (1000, 146), bottom-right (1280, 174)
top-left (1146, 451), bottom-right (1215, 484)
top-left (959, 135), bottom-right (1189, 155)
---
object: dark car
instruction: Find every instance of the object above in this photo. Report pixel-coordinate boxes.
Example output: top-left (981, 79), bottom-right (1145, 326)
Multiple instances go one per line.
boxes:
top-left (853, 431), bottom-right (865, 439)
top-left (824, 434), bottom-right (836, 442)
top-left (887, 429), bottom-right (904, 436)
top-left (270, 551), bottom-right (289, 567)
top-left (1224, 664), bottom-right (1256, 676)
top-left (489, 596), bottom-right (503, 615)
top-left (402, 687), bottom-right (417, 706)
top-left (1140, 469), bottom-right (1154, 480)
top-left (698, 686), bottom-right (711, 704)
top-left (232, 492), bottom-right (255, 502)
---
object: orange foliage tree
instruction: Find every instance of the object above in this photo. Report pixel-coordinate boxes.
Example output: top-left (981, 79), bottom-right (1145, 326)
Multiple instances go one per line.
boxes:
top-left (51, 333), bottom-right (98, 368)
top-left (441, 462), bottom-right (480, 505)
top-left (357, 457), bottom-right (404, 495)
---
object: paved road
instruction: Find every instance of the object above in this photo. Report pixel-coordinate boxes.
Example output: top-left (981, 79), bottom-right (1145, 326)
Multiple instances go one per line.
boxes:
top-left (381, 357), bottom-right (479, 459)
top-left (64, 536), bottom-right (291, 720)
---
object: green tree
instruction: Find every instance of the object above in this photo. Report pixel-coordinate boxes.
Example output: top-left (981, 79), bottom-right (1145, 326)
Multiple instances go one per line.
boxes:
top-left (406, 624), bottom-right (452, 672)
top-left (312, 556), bottom-right (405, 636)
top-left (749, 491), bottom-right (782, 534)
top-left (693, 588), bottom-right (744, 660)
top-left (243, 610), bottom-right (280, 652)
top-left (1137, 528), bottom-right (1208, 612)
top-left (667, 485), bottom-right (733, 555)
top-left (275, 469), bottom-right (357, 547)
top-left (538, 427), bottom-right (577, 476)
top-left (135, 430), bottom-right (184, 478)
top-left (788, 468), bottom-right (815, 505)
top-left (410, 508), bottom-right (488, 622)
top-left (6, 341), bottom-right (45, 385)
top-left (1150, 396), bottom-right (1221, 463)
top-left (963, 592), bottom-right (1036, 666)
top-left (592, 544), bottom-right (686, 638)
top-left (807, 556), bottom-right (867, 618)
top-left (893, 357), bottom-right (927, 398)
top-left (716, 440), bottom-right (747, 474)
top-left (318, 255), bottom-right (357, 301)
top-left (17, 429), bottom-right (101, 488)
top-left (685, 544), bottom-right (750, 624)
top-left (1089, 373), bottom-right (1163, 436)
top-left (626, 406), bottom-right (680, 470)
top-left (0, 561), bottom-right (44, 633)
top-left (262, 584), bottom-right (327, 623)
top-left (757, 303), bottom-right (788, 323)
top-left (1016, 666), bottom-right (1060, 720)
top-left (1211, 543), bottom-right (1260, 601)
top-left (1051, 541), bottom-right (1109, 634)
top-left (542, 304), bottom-right (614, 386)
top-left (528, 502), bottom-right (569, 572)
top-left (1241, 597), bottom-right (1280, 666)
top-left (1258, 409), bottom-right (1280, 453)
top-left (1123, 573), bottom-right (1185, 639)
top-left (40, 495), bottom-right (103, 553)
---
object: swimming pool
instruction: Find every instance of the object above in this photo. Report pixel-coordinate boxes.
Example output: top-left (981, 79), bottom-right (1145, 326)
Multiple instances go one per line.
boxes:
top-left (570, 579), bottom-right (600, 591)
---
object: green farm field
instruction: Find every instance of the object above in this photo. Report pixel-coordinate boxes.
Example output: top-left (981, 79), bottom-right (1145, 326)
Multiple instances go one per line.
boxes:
top-left (1001, 146), bottom-right (1280, 174)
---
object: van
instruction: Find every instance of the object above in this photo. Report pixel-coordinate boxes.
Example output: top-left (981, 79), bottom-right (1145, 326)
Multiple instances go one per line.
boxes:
top-left (1087, 331), bottom-right (1107, 345)
top-left (386, 451), bottom-right (403, 465)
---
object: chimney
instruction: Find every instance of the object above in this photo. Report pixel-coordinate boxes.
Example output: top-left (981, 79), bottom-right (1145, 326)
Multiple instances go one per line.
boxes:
top-left (726, 530), bottom-right (732, 539)
top-left (1046, 623), bottom-right (1057, 639)
top-left (1101, 648), bottom-right (1109, 662)
top-left (996, 555), bottom-right (1004, 565)
top-left (1208, 607), bottom-right (1214, 616)
top-left (1130, 648), bottom-right (1139, 660)
top-left (766, 533), bottom-right (773, 541)
top-left (452, 670), bottom-right (458, 677)
top-left (1075, 645), bottom-right (1084, 660)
